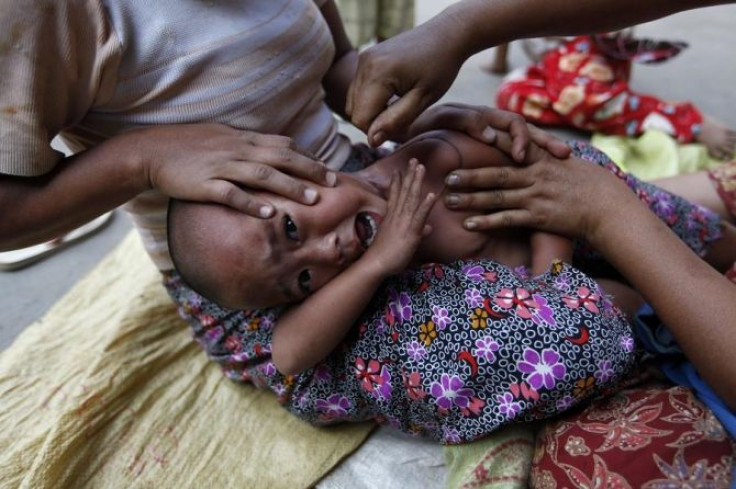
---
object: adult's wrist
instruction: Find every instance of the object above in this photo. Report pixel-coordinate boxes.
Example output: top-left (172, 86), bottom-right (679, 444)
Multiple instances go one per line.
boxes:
top-left (587, 194), bottom-right (654, 257)
top-left (116, 127), bottom-right (162, 193)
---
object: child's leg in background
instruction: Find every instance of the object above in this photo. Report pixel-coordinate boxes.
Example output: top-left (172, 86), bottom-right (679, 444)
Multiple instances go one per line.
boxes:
top-left (707, 161), bottom-right (736, 222)
top-left (495, 66), bottom-right (567, 127)
top-left (497, 35), bottom-right (735, 159)
top-left (569, 141), bottom-right (725, 267)
top-left (590, 91), bottom-right (702, 144)
top-left (654, 170), bottom-right (734, 223)
top-left (656, 162), bottom-right (736, 279)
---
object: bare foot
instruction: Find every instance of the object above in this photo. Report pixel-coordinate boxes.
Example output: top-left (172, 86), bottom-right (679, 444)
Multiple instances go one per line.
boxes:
top-left (696, 116), bottom-right (736, 160)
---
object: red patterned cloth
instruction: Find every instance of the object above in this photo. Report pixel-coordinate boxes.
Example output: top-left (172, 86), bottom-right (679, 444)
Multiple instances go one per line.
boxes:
top-left (497, 36), bottom-right (703, 142)
top-left (726, 264), bottom-right (736, 284)
top-left (530, 384), bottom-right (734, 488)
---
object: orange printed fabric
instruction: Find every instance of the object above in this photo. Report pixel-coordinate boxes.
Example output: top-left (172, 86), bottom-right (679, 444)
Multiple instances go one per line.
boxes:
top-left (496, 36), bottom-right (703, 143)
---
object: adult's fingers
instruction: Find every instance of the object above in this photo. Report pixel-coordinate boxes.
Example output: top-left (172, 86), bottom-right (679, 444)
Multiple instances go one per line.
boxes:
top-left (237, 145), bottom-right (335, 187)
top-left (445, 164), bottom-right (535, 192)
top-left (221, 161), bottom-right (321, 206)
top-left (488, 129), bottom-right (545, 165)
top-left (411, 103), bottom-right (498, 143)
top-left (347, 72), bottom-right (396, 133)
top-left (477, 116), bottom-right (571, 162)
top-left (473, 109), bottom-right (530, 162)
top-left (463, 209), bottom-right (536, 231)
top-left (367, 88), bottom-right (432, 146)
top-left (242, 132), bottom-right (295, 148)
top-left (202, 180), bottom-right (276, 218)
top-left (528, 125), bottom-right (571, 158)
top-left (445, 186), bottom-right (532, 212)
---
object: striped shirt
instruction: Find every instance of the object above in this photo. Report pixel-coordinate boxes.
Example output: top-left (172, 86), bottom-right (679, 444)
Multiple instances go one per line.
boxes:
top-left (0, 0), bottom-right (351, 269)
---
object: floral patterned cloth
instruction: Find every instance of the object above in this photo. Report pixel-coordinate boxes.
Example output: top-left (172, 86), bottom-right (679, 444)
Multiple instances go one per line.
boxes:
top-left (707, 160), bottom-right (736, 283)
top-left (497, 36), bottom-right (703, 143)
top-left (530, 384), bottom-right (734, 488)
top-left (164, 142), bottom-right (723, 444)
top-left (709, 161), bottom-right (736, 220)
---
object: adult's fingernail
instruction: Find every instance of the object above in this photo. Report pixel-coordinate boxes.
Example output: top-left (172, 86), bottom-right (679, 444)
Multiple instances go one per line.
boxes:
top-left (446, 194), bottom-right (460, 207)
top-left (464, 219), bottom-right (477, 230)
top-left (446, 173), bottom-right (459, 186)
top-left (259, 205), bottom-right (274, 218)
top-left (482, 126), bottom-right (496, 142)
top-left (518, 149), bottom-right (526, 161)
top-left (304, 188), bottom-right (318, 203)
top-left (372, 131), bottom-right (385, 146)
top-left (326, 171), bottom-right (337, 187)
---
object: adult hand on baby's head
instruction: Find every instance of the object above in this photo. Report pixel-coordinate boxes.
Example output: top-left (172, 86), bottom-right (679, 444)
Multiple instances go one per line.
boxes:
top-left (346, 18), bottom-right (465, 145)
top-left (135, 124), bottom-right (336, 218)
top-left (363, 159), bottom-right (436, 277)
top-left (344, 14), bottom-right (570, 162)
top-left (444, 131), bottom-right (639, 244)
top-left (405, 103), bottom-right (571, 161)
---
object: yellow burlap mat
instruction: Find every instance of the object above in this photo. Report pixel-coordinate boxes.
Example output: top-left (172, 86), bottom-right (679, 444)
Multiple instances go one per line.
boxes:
top-left (0, 232), bottom-right (372, 489)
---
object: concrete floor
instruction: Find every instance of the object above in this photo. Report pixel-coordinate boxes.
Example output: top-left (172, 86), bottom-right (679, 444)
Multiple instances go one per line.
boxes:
top-left (2, 3), bottom-right (736, 350)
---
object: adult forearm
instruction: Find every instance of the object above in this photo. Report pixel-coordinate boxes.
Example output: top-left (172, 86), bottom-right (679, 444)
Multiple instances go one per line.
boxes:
top-left (442, 0), bottom-right (725, 59)
top-left (0, 132), bottom-right (148, 251)
top-left (321, 0), bottom-right (357, 120)
top-left (323, 49), bottom-right (358, 121)
top-left (590, 200), bottom-right (736, 409)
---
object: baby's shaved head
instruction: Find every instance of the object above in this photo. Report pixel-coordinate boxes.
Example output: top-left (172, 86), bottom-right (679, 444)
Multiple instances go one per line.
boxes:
top-left (168, 199), bottom-right (231, 306)
top-left (167, 199), bottom-right (272, 310)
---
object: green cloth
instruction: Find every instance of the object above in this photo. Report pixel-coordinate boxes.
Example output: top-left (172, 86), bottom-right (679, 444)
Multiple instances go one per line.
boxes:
top-left (444, 425), bottom-right (535, 489)
top-left (0, 233), bottom-right (372, 489)
top-left (335, 0), bottom-right (414, 46)
top-left (591, 129), bottom-right (721, 181)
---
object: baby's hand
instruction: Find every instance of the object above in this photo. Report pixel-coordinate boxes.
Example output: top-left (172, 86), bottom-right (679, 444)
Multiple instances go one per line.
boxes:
top-left (363, 159), bottom-right (436, 276)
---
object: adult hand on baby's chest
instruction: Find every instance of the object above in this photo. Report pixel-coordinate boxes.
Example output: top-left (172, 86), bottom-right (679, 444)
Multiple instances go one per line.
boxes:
top-left (418, 205), bottom-right (487, 264)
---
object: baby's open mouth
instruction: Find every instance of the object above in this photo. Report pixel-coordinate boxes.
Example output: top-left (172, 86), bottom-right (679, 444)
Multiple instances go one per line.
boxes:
top-left (355, 212), bottom-right (379, 249)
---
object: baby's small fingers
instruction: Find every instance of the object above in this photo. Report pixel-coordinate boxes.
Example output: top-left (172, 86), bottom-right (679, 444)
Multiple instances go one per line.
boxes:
top-left (463, 210), bottom-right (534, 231)
top-left (387, 170), bottom-right (402, 206)
top-left (401, 159), bottom-right (419, 192)
top-left (397, 159), bottom-right (422, 209)
top-left (414, 192), bottom-right (437, 226)
top-left (408, 161), bottom-right (427, 200)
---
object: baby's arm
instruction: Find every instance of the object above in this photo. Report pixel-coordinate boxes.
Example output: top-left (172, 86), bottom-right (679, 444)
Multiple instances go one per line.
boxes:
top-left (530, 231), bottom-right (574, 276)
top-left (272, 161), bottom-right (436, 375)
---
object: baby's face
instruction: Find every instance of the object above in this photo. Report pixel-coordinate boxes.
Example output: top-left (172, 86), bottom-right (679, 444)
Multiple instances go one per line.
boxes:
top-left (224, 173), bottom-right (387, 307)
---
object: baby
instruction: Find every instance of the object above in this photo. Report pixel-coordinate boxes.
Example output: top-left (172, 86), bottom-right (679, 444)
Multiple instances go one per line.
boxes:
top-left (169, 130), bottom-right (594, 309)
top-left (166, 131), bottom-right (727, 443)
top-left (168, 131), bottom-right (645, 373)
